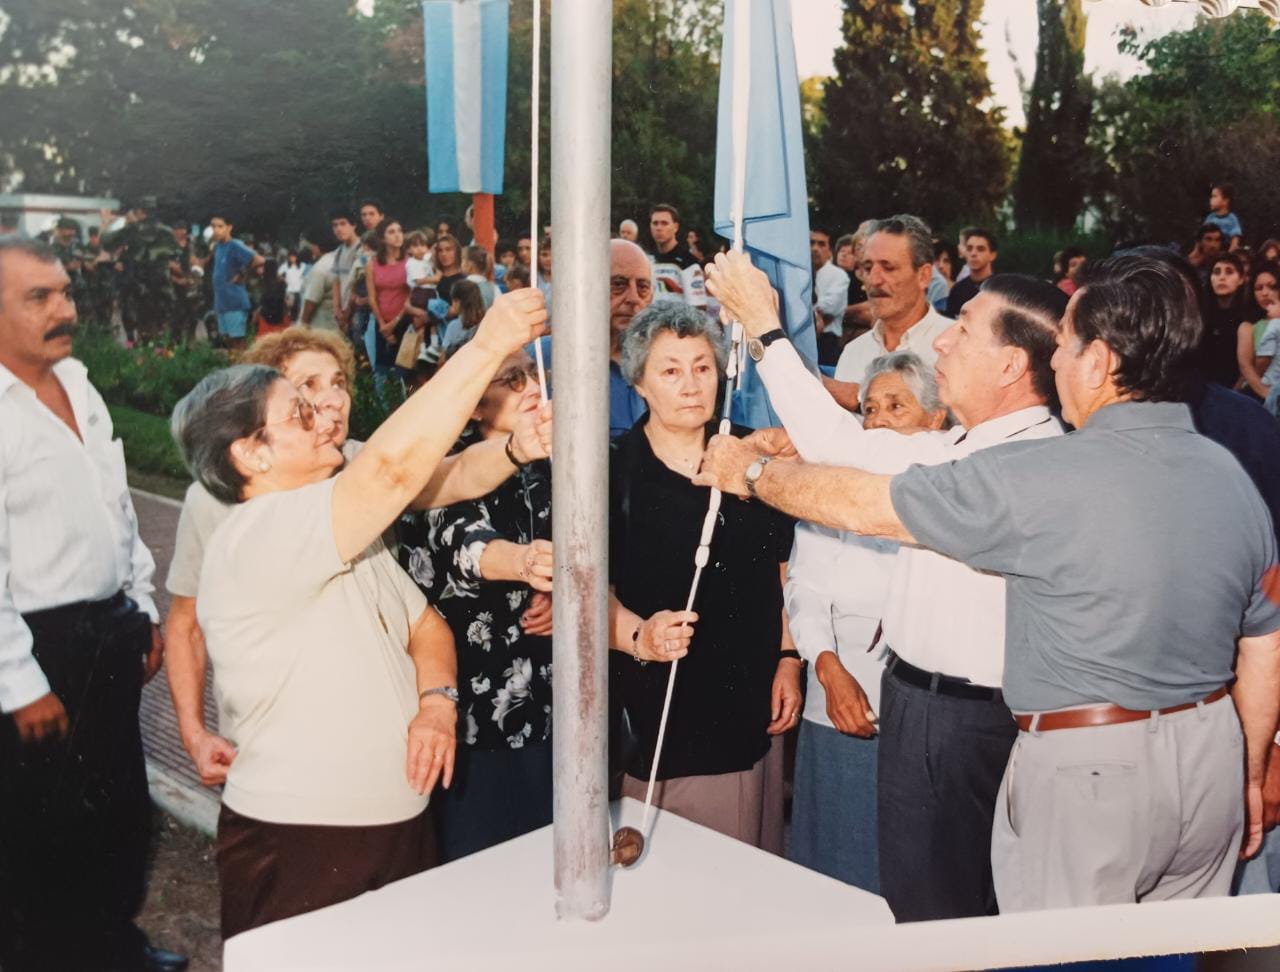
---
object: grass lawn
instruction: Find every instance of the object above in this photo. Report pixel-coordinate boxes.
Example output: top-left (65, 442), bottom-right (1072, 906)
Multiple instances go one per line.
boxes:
top-left (109, 403), bottom-right (192, 499)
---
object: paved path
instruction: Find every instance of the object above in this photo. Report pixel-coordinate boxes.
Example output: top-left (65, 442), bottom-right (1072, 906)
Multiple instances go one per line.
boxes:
top-left (131, 487), bottom-right (221, 834)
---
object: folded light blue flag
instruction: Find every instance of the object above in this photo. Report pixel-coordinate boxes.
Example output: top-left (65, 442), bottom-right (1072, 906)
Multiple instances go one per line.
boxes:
top-left (423, 0), bottom-right (509, 194)
top-left (713, 0), bottom-right (817, 429)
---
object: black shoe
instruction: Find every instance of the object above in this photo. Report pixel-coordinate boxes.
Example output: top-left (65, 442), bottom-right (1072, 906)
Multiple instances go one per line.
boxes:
top-left (138, 945), bottom-right (189, 972)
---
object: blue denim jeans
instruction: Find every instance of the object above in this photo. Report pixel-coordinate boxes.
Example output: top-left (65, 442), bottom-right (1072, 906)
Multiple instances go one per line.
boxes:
top-left (788, 718), bottom-right (880, 893)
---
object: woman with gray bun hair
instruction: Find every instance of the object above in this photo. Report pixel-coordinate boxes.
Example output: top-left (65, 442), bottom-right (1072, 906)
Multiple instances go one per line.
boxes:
top-left (607, 301), bottom-right (801, 852)
top-left (169, 288), bottom-right (548, 939)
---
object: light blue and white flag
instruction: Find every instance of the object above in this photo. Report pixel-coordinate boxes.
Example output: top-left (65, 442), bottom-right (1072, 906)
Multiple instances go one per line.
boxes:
top-left (713, 0), bottom-right (817, 428)
top-left (422, 0), bottom-right (509, 194)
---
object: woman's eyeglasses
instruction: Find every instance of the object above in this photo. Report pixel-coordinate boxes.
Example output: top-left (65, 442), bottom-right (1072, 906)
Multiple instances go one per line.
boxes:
top-left (490, 362), bottom-right (544, 393)
top-left (253, 398), bottom-right (317, 437)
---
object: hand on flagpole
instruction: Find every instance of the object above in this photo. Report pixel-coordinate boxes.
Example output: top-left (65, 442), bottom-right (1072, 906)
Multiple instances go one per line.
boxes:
top-left (474, 287), bottom-right (549, 359)
top-left (740, 426), bottom-right (798, 461)
top-left (704, 251), bottom-right (782, 339)
top-left (692, 434), bottom-right (759, 498)
top-left (510, 400), bottom-right (554, 463)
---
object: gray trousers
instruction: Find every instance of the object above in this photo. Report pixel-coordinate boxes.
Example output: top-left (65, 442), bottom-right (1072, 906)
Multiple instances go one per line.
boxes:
top-left (993, 693), bottom-right (1244, 911)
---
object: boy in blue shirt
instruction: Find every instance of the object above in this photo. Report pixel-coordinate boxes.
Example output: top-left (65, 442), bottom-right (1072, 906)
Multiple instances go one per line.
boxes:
top-left (1204, 182), bottom-right (1242, 250)
top-left (210, 213), bottom-right (263, 351)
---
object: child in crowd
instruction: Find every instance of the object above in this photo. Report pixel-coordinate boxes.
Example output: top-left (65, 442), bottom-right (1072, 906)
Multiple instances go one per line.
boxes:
top-left (495, 240), bottom-right (517, 292)
top-left (462, 245), bottom-right (497, 308)
top-left (281, 251), bottom-right (305, 319)
top-left (251, 258), bottom-right (291, 338)
top-left (405, 231), bottom-right (434, 289)
top-left (441, 279), bottom-right (488, 354)
top-left (1205, 182), bottom-right (1242, 250)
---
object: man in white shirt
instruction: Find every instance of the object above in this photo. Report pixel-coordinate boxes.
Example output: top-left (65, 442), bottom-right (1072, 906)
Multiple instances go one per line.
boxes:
top-left (0, 240), bottom-right (187, 971)
top-left (826, 215), bottom-right (953, 411)
top-left (699, 251), bottom-right (1068, 923)
top-left (811, 227), bottom-right (850, 363)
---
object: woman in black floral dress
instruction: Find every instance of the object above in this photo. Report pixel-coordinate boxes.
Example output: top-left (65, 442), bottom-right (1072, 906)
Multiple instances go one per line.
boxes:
top-left (398, 347), bottom-right (554, 861)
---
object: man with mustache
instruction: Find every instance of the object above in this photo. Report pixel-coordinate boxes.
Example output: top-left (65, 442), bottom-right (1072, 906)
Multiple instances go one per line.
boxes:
top-left (826, 215), bottom-right (953, 412)
top-left (0, 239), bottom-right (188, 971)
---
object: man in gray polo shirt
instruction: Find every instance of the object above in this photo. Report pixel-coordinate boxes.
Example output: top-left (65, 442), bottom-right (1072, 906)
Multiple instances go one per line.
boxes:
top-left (697, 251), bottom-right (1280, 909)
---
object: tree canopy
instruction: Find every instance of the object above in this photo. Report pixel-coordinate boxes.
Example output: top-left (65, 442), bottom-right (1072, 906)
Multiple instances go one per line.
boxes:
top-left (1012, 0), bottom-right (1093, 232)
top-left (0, 0), bottom-right (723, 242)
top-left (812, 0), bottom-right (1012, 236)
top-left (1088, 12), bottom-right (1280, 246)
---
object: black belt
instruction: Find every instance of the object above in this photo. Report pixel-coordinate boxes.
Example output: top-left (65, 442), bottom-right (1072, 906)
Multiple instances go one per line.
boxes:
top-left (887, 651), bottom-right (1004, 703)
top-left (22, 590), bottom-right (137, 632)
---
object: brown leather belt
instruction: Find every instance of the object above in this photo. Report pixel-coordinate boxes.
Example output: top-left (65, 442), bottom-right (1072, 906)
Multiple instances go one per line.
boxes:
top-left (1013, 686), bottom-right (1230, 733)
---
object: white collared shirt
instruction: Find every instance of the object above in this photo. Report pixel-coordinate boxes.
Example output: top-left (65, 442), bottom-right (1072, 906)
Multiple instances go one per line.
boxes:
top-left (0, 357), bottom-right (158, 712)
top-left (833, 304), bottom-right (953, 387)
top-left (813, 260), bottom-right (851, 337)
top-left (787, 520), bottom-right (896, 727)
top-left (759, 339), bottom-right (1061, 688)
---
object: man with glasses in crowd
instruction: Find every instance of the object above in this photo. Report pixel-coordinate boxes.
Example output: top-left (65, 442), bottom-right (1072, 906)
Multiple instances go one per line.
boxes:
top-left (530, 238), bottom-right (654, 438)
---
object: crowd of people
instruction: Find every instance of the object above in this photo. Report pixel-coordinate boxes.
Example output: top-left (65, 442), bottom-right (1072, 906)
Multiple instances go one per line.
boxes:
top-left (2, 178), bottom-right (1280, 969)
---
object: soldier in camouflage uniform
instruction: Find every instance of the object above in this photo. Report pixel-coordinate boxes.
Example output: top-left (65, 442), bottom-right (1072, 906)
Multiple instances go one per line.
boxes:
top-left (99, 197), bottom-right (182, 343)
top-left (82, 225), bottom-right (119, 329)
top-left (169, 223), bottom-right (209, 342)
top-left (48, 218), bottom-right (97, 324)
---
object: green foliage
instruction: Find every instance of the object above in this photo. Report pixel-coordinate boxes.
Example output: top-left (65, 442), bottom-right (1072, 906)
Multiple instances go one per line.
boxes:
top-left (105, 403), bottom-right (192, 482)
top-left (1012, 0), bottom-right (1094, 232)
top-left (74, 329), bottom-right (229, 416)
top-left (993, 228), bottom-right (1110, 277)
top-left (2, 0), bottom-right (725, 244)
top-left (1088, 13), bottom-right (1280, 246)
top-left (813, 0), bottom-right (1012, 234)
top-left (349, 367), bottom-right (404, 443)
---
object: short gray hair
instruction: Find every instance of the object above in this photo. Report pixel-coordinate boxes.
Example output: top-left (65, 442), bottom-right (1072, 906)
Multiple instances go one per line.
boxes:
top-left (860, 351), bottom-right (943, 414)
top-left (171, 364), bottom-right (281, 504)
top-left (869, 214), bottom-right (935, 270)
top-left (620, 302), bottom-right (728, 385)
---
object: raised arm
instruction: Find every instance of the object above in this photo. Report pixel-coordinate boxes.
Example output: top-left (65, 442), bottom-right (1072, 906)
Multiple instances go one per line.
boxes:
top-left (408, 402), bottom-right (553, 510)
top-left (694, 433), bottom-right (912, 543)
top-left (705, 250), bottom-right (947, 473)
top-left (331, 289), bottom-right (547, 562)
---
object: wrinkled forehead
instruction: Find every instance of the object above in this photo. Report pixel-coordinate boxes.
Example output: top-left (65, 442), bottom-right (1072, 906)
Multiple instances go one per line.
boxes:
top-left (611, 243), bottom-right (652, 281)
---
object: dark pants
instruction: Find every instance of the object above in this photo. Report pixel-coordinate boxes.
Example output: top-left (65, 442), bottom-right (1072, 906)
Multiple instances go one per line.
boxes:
top-left (0, 593), bottom-right (153, 972)
top-left (434, 741), bottom-right (553, 863)
top-left (876, 662), bottom-right (1017, 922)
top-left (215, 804), bottom-right (437, 940)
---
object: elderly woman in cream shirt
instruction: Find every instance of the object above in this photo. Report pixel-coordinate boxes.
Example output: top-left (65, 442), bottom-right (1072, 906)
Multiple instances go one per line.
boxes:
top-left (170, 289), bottom-right (548, 938)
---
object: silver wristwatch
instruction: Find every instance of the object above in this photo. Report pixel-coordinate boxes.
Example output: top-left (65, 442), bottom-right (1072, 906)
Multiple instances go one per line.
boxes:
top-left (747, 328), bottom-right (788, 363)
top-left (744, 456), bottom-right (772, 498)
top-left (419, 686), bottom-right (460, 704)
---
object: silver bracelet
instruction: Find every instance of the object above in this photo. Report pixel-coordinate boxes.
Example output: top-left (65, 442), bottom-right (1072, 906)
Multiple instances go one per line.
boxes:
top-left (419, 686), bottom-right (460, 704)
top-left (630, 625), bottom-right (648, 666)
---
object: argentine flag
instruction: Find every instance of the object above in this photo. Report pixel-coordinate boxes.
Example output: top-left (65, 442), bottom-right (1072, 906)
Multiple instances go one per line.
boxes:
top-left (713, 0), bottom-right (817, 428)
top-left (423, 0), bottom-right (510, 194)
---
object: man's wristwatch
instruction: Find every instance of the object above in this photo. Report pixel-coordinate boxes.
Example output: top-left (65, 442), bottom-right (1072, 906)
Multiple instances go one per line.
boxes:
top-left (744, 455), bottom-right (772, 498)
top-left (747, 328), bottom-right (787, 362)
top-left (419, 686), bottom-right (460, 704)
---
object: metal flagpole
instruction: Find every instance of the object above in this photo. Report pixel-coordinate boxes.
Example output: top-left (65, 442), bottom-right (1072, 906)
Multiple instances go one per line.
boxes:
top-left (550, 0), bottom-right (613, 922)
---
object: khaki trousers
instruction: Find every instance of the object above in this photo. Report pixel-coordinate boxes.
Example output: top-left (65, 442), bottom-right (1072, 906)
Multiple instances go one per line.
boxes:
top-left (621, 735), bottom-right (785, 854)
top-left (992, 693), bottom-right (1243, 911)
